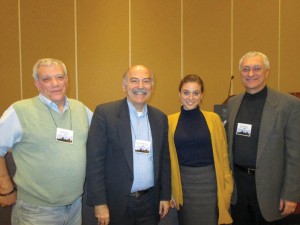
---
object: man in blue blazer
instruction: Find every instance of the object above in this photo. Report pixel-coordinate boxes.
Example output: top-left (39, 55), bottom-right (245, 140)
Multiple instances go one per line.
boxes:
top-left (86, 65), bottom-right (171, 225)
top-left (227, 51), bottom-right (300, 224)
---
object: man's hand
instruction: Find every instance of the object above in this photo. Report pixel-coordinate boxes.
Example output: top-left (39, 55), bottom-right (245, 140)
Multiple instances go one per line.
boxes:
top-left (95, 204), bottom-right (110, 225)
top-left (159, 200), bottom-right (170, 219)
top-left (279, 199), bottom-right (297, 216)
top-left (0, 157), bottom-right (16, 207)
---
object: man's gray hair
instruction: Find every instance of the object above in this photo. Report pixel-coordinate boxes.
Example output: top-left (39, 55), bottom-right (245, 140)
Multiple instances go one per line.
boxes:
top-left (239, 51), bottom-right (270, 71)
top-left (32, 58), bottom-right (67, 80)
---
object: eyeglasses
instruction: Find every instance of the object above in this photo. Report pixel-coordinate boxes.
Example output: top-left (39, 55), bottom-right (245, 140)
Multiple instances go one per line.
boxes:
top-left (241, 65), bottom-right (263, 74)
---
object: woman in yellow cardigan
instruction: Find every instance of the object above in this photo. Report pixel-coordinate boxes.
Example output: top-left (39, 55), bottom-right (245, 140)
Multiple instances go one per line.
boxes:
top-left (168, 74), bottom-right (233, 225)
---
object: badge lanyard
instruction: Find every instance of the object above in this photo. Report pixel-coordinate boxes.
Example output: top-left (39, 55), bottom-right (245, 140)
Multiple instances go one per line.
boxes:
top-left (47, 106), bottom-right (74, 144)
top-left (130, 114), bottom-right (151, 154)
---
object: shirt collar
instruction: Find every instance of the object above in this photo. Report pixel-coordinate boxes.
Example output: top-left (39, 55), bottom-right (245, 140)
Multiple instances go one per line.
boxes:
top-left (38, 93), bottom-right (69, 113)
top-left (127, 99), bottom-right (148, 117)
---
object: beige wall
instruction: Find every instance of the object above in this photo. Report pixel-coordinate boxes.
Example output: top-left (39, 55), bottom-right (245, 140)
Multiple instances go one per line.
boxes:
top-left (1, 0), bottom-right (300, 116)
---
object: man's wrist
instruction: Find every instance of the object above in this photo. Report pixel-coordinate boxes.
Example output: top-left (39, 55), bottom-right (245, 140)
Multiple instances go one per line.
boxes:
top-left (0, 187), bottom-right (17, 197)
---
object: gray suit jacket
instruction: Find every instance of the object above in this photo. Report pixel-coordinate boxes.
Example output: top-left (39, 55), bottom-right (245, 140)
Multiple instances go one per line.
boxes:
top-left (86, 98), bottom-right (171, 223)
top-left (227, 87), bottom-right (300, 221)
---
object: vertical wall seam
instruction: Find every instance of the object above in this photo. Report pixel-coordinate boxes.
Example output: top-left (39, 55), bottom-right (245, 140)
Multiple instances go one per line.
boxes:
top-left (278, 0), bottom-right (281, 90)
top-left (74, 0), bottom-right (79, 99)
top-left (129, 0), bottom-right (132, 67)
top-left (180, 0), bottom-right (183, 78)
top-left (18, 0), bottom-right (23, 99)
top-left (230, 0), bottom-right (234, 95)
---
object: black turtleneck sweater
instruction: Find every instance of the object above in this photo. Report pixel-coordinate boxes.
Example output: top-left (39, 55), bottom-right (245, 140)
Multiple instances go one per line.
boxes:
top-left (174, 106), bottom-right (214, 167)
top-left (233, 86), bottom-right (268, 168)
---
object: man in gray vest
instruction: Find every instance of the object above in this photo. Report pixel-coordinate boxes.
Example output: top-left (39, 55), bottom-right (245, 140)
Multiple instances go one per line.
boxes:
top-left (0, 58), bottom-right (92, 225)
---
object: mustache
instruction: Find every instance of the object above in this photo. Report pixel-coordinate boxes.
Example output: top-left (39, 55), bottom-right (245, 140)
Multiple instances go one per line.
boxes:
top-left (132, 88), bottom-right (148, 94)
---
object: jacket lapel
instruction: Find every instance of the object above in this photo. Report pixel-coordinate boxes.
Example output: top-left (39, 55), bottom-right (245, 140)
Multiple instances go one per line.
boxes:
top-left (228, 94), bottom-right (244, 165)
top-left (256, 89), bottom-right (278, 165)
top-left (147, 106), bottom-right (160, 181)
top-left (116, 99), bottom-right (134, 172)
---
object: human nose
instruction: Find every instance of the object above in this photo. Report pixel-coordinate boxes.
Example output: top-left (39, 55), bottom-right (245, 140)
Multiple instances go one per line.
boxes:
top-left (138, 80), bottom-right (144, 88)
top-left (248, 69), bottom-right (255, 77)
top-left (188, 93), bottom-right (193, 100)
top-left (50, 77), bottom-right (59, 86)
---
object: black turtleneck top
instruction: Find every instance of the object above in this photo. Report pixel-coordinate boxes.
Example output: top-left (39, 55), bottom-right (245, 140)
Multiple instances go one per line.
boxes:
top-left (233, 86), bottom-right (268, 168)
top-left (174, 106), bottom-right (214, 167)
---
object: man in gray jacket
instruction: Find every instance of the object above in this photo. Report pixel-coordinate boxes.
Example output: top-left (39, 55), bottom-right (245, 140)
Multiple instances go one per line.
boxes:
top-left (227, 51), bottom-right (300, 224)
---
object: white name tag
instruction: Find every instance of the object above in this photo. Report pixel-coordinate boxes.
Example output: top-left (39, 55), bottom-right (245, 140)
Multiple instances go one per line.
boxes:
top-left (134, 139), bottom-right (151, 154)
top-left (56, 128), bottom-right (74, 144)
top-left (236, 123), bottom-right (252, 137)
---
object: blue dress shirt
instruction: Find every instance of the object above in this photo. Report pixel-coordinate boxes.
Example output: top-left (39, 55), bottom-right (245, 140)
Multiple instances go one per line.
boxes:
top-left (127, 100), bottom-right (154, 192)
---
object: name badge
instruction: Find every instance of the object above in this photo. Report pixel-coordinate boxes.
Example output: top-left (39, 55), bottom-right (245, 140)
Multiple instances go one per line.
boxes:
top-left (56, 128), bottom-right (74, 144)
top-left (236, 123), bottom-right (252, 137)
top-left (134, 139), bottom-right (151, 154)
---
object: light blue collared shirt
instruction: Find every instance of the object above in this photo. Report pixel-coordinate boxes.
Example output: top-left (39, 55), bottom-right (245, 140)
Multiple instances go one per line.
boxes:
top-left (0, 93), bottom-right (93, 156)
top-left (127, 100), bottom-right (154, 192)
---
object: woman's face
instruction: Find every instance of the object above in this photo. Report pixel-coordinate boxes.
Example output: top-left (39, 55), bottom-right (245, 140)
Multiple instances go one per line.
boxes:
top-left (179, 81), bottom-right (203, 110)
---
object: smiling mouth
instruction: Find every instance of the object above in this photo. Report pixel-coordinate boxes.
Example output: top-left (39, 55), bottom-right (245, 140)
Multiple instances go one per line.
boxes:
top-left (185, 102), bottom-right (195, 106)
top-left (246, 77), bottom-right (258, 80)
top-left (51, 90), bottom-right (62, 93)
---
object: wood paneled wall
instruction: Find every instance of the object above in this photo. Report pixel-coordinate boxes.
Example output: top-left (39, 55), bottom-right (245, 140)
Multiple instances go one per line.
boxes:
top-left (1, 0), bottom-right (300, 116)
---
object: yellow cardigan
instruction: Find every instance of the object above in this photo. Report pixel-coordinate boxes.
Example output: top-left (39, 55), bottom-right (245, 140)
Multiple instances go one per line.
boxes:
top-left (168, 110), bottom-right (233, 224)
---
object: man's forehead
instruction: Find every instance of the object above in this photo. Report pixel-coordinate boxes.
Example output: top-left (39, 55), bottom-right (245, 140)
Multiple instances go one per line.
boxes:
top-left (38, 68), bottom-right (65, 79)
top-left (128, 69), bottom-right (151, 78)
top-left (242, 56), bottom-right (263, 64)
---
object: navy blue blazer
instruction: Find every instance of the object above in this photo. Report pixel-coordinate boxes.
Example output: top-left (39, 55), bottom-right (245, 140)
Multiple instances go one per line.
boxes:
top-left (86, 98), bottom-right (171, 223)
